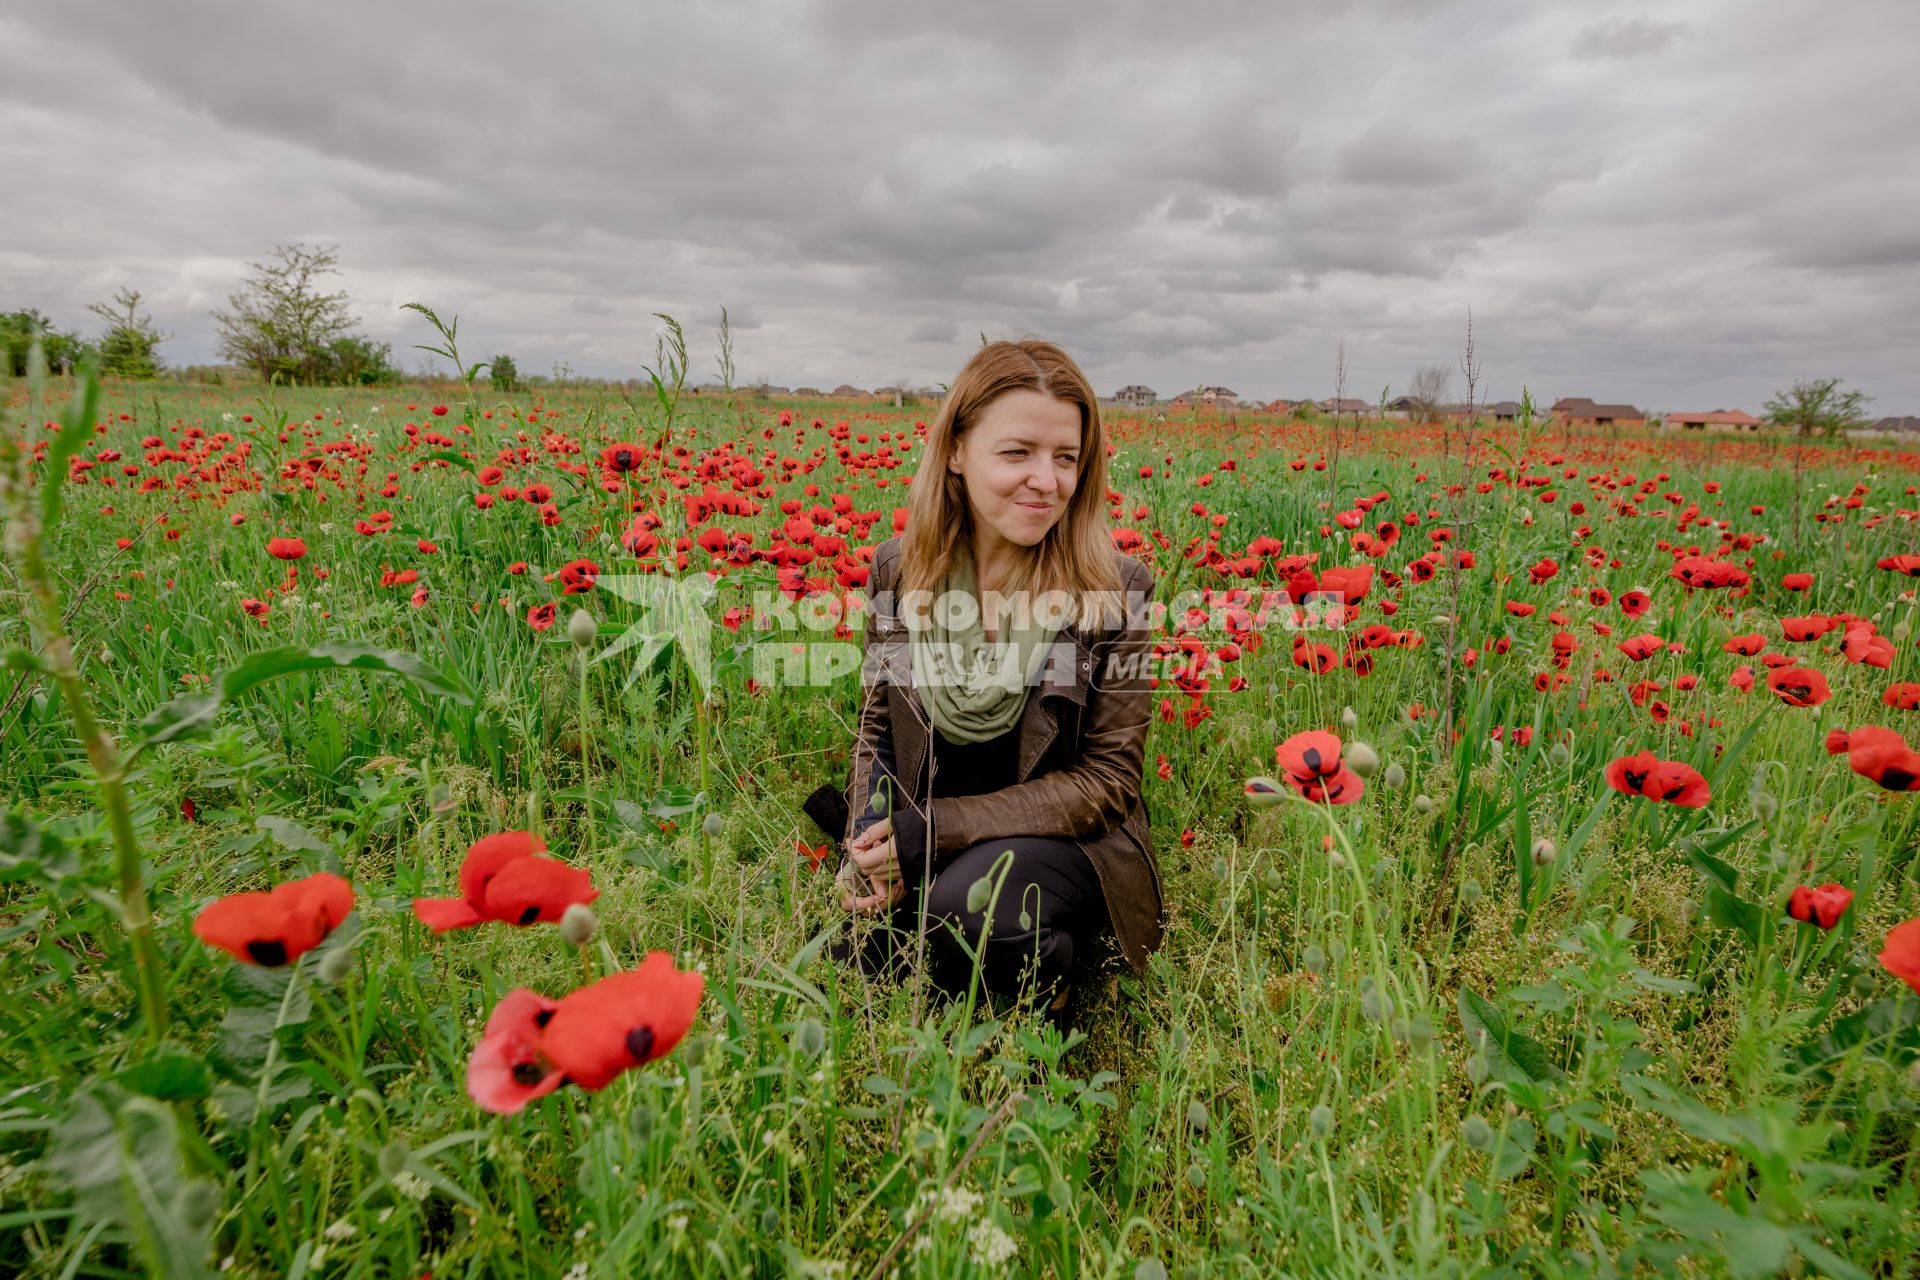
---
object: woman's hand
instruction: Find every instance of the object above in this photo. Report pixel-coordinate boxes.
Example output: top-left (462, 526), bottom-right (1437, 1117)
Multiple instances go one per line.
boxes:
top-left (839, 818), bottom-right (905, 914)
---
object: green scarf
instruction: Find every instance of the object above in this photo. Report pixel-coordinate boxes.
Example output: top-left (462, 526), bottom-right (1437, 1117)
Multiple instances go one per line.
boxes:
top-left (908, 544), bottom-right (1067, 744)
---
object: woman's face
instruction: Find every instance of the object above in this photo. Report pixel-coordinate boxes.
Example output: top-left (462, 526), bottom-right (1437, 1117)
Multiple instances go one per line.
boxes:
top-left (947, 389), bottom-right (1083, 556)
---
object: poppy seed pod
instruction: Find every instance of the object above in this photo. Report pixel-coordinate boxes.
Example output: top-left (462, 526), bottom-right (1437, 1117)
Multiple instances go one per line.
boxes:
top-left (560, 902), bottom-right (599, 947)
top-left (567, 608), bottom-right (597, 648)
top-left (1346, 742), bottom-right (1381, 778)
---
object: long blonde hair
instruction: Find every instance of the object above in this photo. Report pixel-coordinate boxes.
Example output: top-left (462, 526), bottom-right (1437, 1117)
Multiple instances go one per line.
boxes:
top-left (898, 339), bottom-right (1125, 632)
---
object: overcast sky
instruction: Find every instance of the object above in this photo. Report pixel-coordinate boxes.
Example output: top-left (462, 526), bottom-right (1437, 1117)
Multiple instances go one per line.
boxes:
top-left (4, 0), bottom-right (1917, 413)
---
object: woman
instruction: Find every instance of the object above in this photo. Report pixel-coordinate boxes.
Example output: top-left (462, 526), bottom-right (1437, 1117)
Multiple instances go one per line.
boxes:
top-left (826, 338), bottom-right (1165, 1031)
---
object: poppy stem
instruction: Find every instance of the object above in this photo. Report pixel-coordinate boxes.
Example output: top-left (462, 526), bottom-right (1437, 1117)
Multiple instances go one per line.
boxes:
top-left (0, 355), bottom-right (169, 1045)
top-left (578, 648), bottom-right (595, 859)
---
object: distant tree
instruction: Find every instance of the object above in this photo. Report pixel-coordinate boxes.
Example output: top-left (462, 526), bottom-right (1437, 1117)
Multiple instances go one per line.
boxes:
top-left (1, 308), bottom-right (93, 376)
top-left (489, 353), bottom-right (520, 393)
top-left (317, 335), bottom-right (400, 385)
top-left (214, 243), bottom-right (363, 384)
top-left (1406, 364), bottom-right (1452, 423)
top-left (1764, 377), bottom-right (1871, 439)
top-left (87, 288), bottom-right (167, 379)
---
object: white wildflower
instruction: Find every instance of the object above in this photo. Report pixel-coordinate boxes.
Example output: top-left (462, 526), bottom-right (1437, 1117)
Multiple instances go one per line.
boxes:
top-left (966, 1218), bottom-right (1018, 1270)
top-left (392, 1170), bottom-right (431, 1202)
top-left (323, 1220), bottom-right (356, 1241)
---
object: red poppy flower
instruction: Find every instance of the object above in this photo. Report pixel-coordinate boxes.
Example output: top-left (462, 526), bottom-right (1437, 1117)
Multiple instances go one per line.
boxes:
top-left (527, 603), bottom-right (557, 631)
top-left (557, 558), bottom-right (600, 595)
top-left (1878, 918), bottom-right (1920, 995)
top-left (1274, 729), bottom-right (1364, 804)
top-left (1781, 572), bottom-right (1814, 591)
top-left (1782, 615), bottom-right (1838, 642)
top-left (1840, 626), bottom-right (1896, 669)
top-left (537, 952), bottom-right (706, 1090)
top-left (413, 831), bottom-right (598, 932)
top-left (1876, 554), bottom-right (1920, 578)
top-left (267, 536), bottom-right (306, 560)
top-left (193, 872), bottom-right (354, 966)
top-left (796, 839), bottom-right (830, 872)
top-left (467, 988), bottom-right (565, 1114)
top-left (600, 443), bottom-right (644, 474)
top-left (1786, 883), bottom-right (1853, 929)
top-left (241, 598), bottom-right (270, 619)
top-left (1885, 683), bottom-right (1920, 711)
top-left (1828, 725), bottom-right (1920, 792)
top-left (1765, 666), bottom-right (1830, 707)
top-left (1617, 634), bottom-right (1665, 662)
top-left (1604, 750), bottom-right (1711, 807)
top-left (1723, 634), bottom-right (1766, 657)
top-left (1618, 590), bottom-right (1652, 620)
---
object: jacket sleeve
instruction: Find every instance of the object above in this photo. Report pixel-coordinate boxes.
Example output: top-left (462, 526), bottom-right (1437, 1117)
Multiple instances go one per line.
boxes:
top-left (842, 548), bottom-right (935, 879)
top-left (920, 558), bottom-right (1157, 861)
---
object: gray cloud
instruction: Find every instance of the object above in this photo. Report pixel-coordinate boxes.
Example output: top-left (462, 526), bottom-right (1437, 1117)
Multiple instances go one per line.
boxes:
top-left (3, 0), bottom-right (1917, 412)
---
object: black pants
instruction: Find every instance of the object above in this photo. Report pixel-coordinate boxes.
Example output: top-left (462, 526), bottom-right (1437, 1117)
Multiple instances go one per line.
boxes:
top-left (840, 837), bottom-right (1109, 1002)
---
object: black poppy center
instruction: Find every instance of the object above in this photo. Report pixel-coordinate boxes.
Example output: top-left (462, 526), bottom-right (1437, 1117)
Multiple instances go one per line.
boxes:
top-left (246, 939), bottom-right (289, 967)
top-left (1302, 747), bottom-right (1322, 773)
top-left (518, 906), bottom-right (541, 925)
top-left (1882, 767), bottom-right (1915, 792)
top-left (534, 1008), bottom-right (555, 1028)
top-left (624, 1025), bottom-right (656, 1061)
top-left (1624, 770), bottom-right (1648, 792)
top-left (511, 1061), bottom-right (547, 1086)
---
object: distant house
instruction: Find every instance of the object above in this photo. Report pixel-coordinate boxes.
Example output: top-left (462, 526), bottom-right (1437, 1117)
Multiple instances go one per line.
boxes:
top-left (1321, 398), bottom-right (1371, 415)
top-left (1870, 415), bottom-right (1920, 435)
top-left (793, 387), bottom-right (822, 398)
top-left (1113, 384), bottom-right (1156, 407)
top-left (829, 384), bottom-right (869, 399)
top-left (1665, 409), bottom-right (1766, 432)
top-left (1168, 394), bottom-right (1192, 410)
top-left (1199, 386), bottom-right (1238, 409)
top-left (1485, 400), bottom-right (1529, 424)
top-left (1552, 397), bottom-right (1646, 429)
top-left (761, 385), bottom-right (791, 397)
top-left (1263, 398), bottom-right (1298, 414)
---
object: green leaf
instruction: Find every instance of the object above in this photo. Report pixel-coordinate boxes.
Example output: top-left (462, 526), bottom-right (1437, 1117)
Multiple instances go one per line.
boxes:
top-left (135, 641), bottom-right (470, 751)
top-left (46, 1082), bottom-right (217, 1278)
top-left (39, 358), bottom-right (101, 535)
top-left (1703, 886), bottom-right (1762, 945)
top-left (0, 808), bottom-right (79, 883)
top-left (423, 449), bottom-right (475, 473)
top-left (1491, 1115), bottom-right (1536, 1179)
top-left (117, 1046), bottom-right (214, 1101)
top-left (255, 815), bottom-right (329, 854)
top-left (1458, 986), bottom-right (1564, 1084)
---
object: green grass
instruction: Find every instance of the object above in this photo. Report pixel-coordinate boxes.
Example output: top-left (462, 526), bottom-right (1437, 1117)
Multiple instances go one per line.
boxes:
top-left (2, 368), bottom-right (1919, 1278)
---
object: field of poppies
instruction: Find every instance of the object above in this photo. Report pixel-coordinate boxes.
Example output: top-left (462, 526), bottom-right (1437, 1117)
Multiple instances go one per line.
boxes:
top-left (3, 339), bottom-right (1920, 1278)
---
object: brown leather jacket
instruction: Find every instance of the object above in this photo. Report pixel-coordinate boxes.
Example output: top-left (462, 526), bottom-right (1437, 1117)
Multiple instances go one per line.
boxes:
top-left (842, 536), bottom-right (1166, 973)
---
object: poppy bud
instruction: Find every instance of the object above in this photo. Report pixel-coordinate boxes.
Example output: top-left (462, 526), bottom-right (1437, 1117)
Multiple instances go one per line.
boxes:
top-left (1186, 1101), bottom-right (1209, 1132)
top-left (702, 813), bottom-right (724, 838)
top-left (1531, 838), bottom-right (1556, 867)
top-left (966, 876), bottom-right (993, 914)
top-left (1328, 848), bottom-right (1348, 870)
top-left (1309, 1102), bottom-right (1334, 1138)
top-left (1346, 741), bottom-right (1381, 778)
top-left (1361, 985), bottom-right (1392, 1023)
top-left (1212, 856), bottom-right (1230, 880)
top-left (1303, 944), bottom-right (1325, 973)
top-left (1549, 742), bottom-right (1572, 768)
top-left (378, 1140), bottom-right (411, 1181)
top-left (1340, 706), bottom-right (1358, 730)
top-left (1413, 794), bottom-right (1433, 814)
top-left (1466, 1053), bottom-right (1488, 1084)
top-left (1383, 763), bottom-right (1407, 789)
top-left (1264, 867), bottom-right (1283, 892)
top-left (1461, 1114), bottom-right (1493, 1150)
top-left (1135, 1260), bottom-right (1170, 1280)
top-left (1894, 621), bottom-right (1912, 642)
top-left (1243, 776), bottom-right (1288, 808)
top-left (631, 1101), bottom-right (655, 1144)
top-left (1461, 878), bottom-right (1483, 907)
top-left (1186, 1161), bottom-right (1207, 1190)
top-left (1170, 1026), bottom-right (1190, 1054)
top-left (317, 945), bottom-right (354, 985)
top-left (760, 1207), bottom-right (780, 1236)
top-left (1407, 1013), bottom-right (1434, 1051)
top-left (560, 902), bottom-right (599, 947)
top-left (1749, 785), bottom-right (1778, 824)
top-left (567, 608), bottom-right (597, 648)
top-left (793, 1017), bottom-right (826, 1060)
